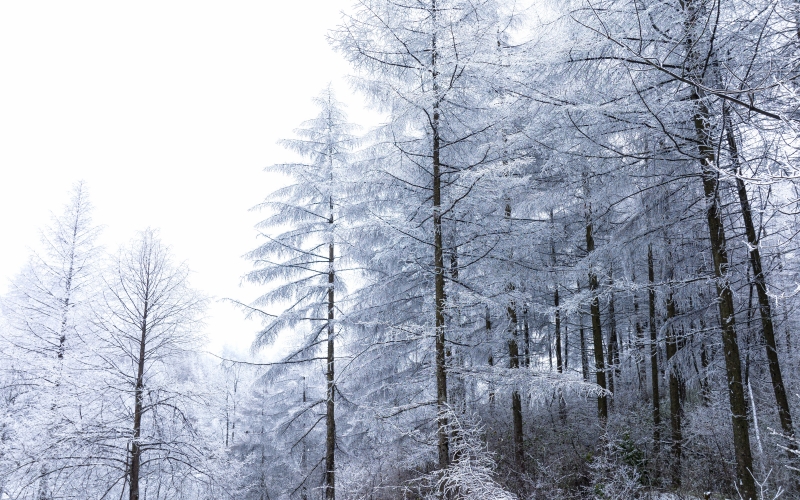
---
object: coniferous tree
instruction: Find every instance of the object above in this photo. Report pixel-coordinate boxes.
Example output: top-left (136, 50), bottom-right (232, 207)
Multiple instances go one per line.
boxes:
top-left (244, 86), bottom-right (357, 499)
top-left (0, 182), bottom-right (101, 499)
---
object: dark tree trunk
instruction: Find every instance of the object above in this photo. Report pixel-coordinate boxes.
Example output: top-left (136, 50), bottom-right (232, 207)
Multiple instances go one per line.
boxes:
top-left (677, 0), bottom-right (755, 492)
top-left (505, 203), bottom-right (525, 470)
top-left (633, 289), bottom-right (647, 396)
top-left (486, 308), bottom-right (495, 406)
top-left (648, 245), bottom-right (662, 451)
top-left (552, 210), bottom-right (563, 375)
top-left (325, 239), bottom-right (336, 500)
top-left (586, 220), bottom-right (607, 421)
top-left (523, 305), bottom-right (530, 368)
top-left (555, 288), bottom-right (563, 374)
top-left (553, 288), bottom-right (567, 421)
top-left (690, 93), bottom-right (756, 499)
top-left (507, 303), bottom-right (524, 471)
top-left (700, 336), bottom-right (711, 406)
top-left (129, 299), bottom-right (148, 500)
top-left (724, 111), bottom-right (796, 451)
top-left (607, 281), bottom-right (619, 398)
top-left (665, 287), bottom-right (682, 487)
top-left (578, 280), bottom-right (589, 382)
top-left (431, 9), bottom-right (449, 468)
top-left (564, 321), bottom-right (569, 372)
top-left (301, 377), bottom-right (307, 488)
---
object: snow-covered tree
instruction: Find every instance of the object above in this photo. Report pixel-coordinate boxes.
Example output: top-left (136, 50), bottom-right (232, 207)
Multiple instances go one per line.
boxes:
top-left (94, 229), bottom-right (211, 500)
top-left (0, 182), bottom-right (101, 499)
top-left (244, 85), bottom-right (357, 499)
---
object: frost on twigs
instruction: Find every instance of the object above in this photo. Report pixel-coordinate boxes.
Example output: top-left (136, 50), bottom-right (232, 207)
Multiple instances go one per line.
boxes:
top-left (407, 408), bottom-right (516, 500)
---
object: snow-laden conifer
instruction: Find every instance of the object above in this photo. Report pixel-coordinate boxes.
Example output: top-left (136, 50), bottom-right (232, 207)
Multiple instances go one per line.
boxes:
top-left (0, 182), bottom-right (101, 499)
top-left (244, 85), bottom-right (357, 500)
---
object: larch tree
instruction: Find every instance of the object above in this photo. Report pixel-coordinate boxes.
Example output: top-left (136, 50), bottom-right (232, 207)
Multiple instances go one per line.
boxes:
top-left (0, 182), bottom-right (101, 500)
top-left (333, 0), bottom-right (517, 474)
top-left (244, 85), bottom-right (357, 500)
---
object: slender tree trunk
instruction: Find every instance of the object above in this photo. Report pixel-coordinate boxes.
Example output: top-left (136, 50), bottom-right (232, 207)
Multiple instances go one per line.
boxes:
top-left (700, 336), bottom-right (711, 405)
top-left (554, 287), bottom-right (567, 421)
top-left (724, 111), bottom-right (796, 451)
top-left (323, 119), bottom-right (338, 497)
top-left (555, 288), bottom-right (563, 374)
top-left (564, 321), bottom-right (569, 372)
top-left (486, 307), bottom-right (495, 405)
top-left (36, 467), bottom-right (49, 500)
top-left (607, 280), bottom-right (619, 398)
top-left (677, 0), bottom-right (755, 493)
top-left (430, 3), bottom-right (449, 468)
top-left (523, 305), bottom-right (530, 368)
top-left (586, 219), bottom-right (607, 421)
top-left (129, 299), bottom-right (148, 500)
top-left (634, 289), bottom-right (647, 396)
top-left (448, 245), bottom-right (467, 417)
top-left (260, 384), bottom-right (268, 500)
top-left (231, 380), bottom-right (237, 444)
top-left (578, 281), bottom-right (589, 382)
top-left (690, 95), bottom-right (756, 499)
top-left (649, 245), bottom-right (662, 451)
top-left (301, 377), bottom-right (308, 498)
top-left (507, 302), bottom-right (524, 471)
top-left (551, 209), bottom-right (563, 375)
top-left (325, 237), bottom-right (336, 500)
top-left (503, 203), bottom-right (525, 469)
top-left (665, 286), bottom-right (682, 487)
top-left (225, 392), bottom-right (230, 447)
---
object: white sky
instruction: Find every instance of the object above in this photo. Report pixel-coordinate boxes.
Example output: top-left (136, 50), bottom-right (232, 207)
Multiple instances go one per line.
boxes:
top-left (0, 1), bottom-right (378, 357)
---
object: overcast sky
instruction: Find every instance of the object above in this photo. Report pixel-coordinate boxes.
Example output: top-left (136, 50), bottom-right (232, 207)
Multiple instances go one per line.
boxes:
top-left (0, 1), bottom-right (378, 357)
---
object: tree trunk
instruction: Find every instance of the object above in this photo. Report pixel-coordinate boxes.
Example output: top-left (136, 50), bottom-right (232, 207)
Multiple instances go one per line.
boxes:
top-left (554, 287), bottom-right (567, 421)
top-left (700, 336), bottom-right (711, 405)
top-left (578, 280), bottom-right (589, 382)
top-left (607, 280), bottom-right (619, 398)
top-left (129, 298), bottom-right (148, 500)
top-left (564, 320), bottom-right (569, 372)
top-left (665, 287), bottom-right (682, 487)
top-left (724, 110), bottom-right (796, 451)
top-left (690, 94), bottom-right (756, 499)
top-left (503, 202), bottom-right (525, 470)
top-left (523, 305), bottom-right (530, 368)
top-left (301, 377), bottom-right (308, 495)
top-left (431, 3), bottom-right (449, 468)
top-left (648, 245), bottom-right (662, 451)
top-left (486, 307), bottom-right (495, 405)
top-left (633, 289), bottom-right (647, 396)
top-left (586, 220), bottom-right (607, 421)
top-left (677, 0), bottom-right (756, 493)
top-left (555, 288), bottom-right (563, 374)
top-left (552, 210), bottom-right (563, 375)
top-left (325, 238), bottom-right (336, 500)
top-left (507, 303), bottom-right (524, 471)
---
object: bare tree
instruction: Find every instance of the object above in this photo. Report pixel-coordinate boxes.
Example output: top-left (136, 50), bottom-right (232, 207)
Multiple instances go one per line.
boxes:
top-left (98, 229), bottom-right (206, 500)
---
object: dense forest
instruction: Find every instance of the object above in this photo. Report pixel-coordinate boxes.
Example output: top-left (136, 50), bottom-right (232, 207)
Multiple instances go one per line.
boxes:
top-left (3, 0), bottom-right (800, 498)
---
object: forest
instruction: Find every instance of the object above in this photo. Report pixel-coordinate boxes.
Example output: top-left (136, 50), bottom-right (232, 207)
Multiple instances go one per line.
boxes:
top-left (3, 0), bottom-right (800, 498)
